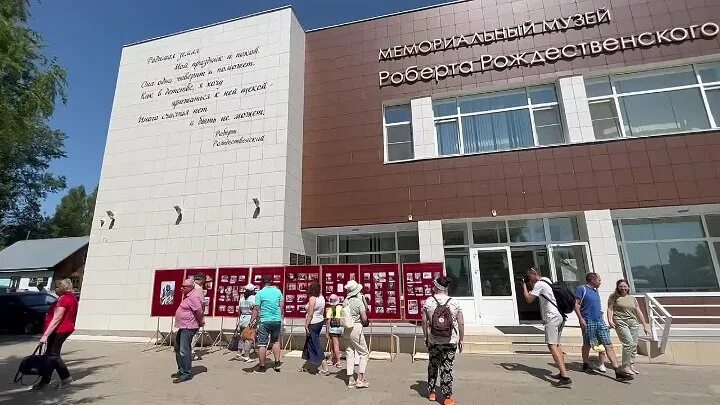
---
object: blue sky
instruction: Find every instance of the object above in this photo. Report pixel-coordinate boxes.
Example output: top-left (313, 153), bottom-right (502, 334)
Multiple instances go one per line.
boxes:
top-left (30, 0), bottom-right (449, 213)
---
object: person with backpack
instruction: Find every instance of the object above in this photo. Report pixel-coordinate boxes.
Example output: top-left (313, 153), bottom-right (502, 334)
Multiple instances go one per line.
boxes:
top-left (521, 267), bottom-right (572, 387)
top-left (342, 280), bottom-right (369, 389)
top-left (325, 294), bottom-right (343, 368)
top-left (574, 273), bottom-right (634, 381)
top-left (422, 276), bottom-right (464, 405)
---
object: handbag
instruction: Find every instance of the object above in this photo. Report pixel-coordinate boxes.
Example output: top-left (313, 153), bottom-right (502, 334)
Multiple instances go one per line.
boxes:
top-left (240, 323), bottom-right (257, 342)
top-left (14, 344), bottom-right (46, 385)
top-left (227, 322), bottom-right (241, 351)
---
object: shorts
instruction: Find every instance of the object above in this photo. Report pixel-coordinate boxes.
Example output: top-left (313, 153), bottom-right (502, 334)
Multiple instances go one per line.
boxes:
top-left (544, 317), bottom-right (565, 345)
top-left (583, 320), bottom-right (612, 347)
top-left (257, 322), bottom-right (282, 347)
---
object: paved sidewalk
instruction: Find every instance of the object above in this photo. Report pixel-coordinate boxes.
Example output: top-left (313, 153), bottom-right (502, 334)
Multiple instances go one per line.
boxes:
top-left (1, 337), bottom-right (719, 405)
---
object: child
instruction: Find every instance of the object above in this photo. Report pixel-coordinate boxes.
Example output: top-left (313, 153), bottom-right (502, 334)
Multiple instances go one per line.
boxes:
top-left (325, 294), bottom-right (344, 368)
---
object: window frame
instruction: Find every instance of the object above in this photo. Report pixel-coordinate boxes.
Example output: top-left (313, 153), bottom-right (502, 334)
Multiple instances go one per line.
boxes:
top-left (432, 85), bottom-right (564, 157)
top-left (615, 214), bottom-right (720, 293)
top-left (315, 231), bottom-right (420, 265)
top-left (586, 63), bottom-right (720, 140)
top-left (383, 104), bottom-right (414, 163)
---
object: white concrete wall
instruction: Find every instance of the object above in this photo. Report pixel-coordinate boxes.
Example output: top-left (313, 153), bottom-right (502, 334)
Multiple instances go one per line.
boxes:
top-left (557, 76), bottom-right (595, 143)
top-left (410, 97), bottom-right (438, 159)
top-left (418, 220), bottom-right (445, 263)
top-left (78, 8), bottom-right (305, 333)
top-left (581, 209), bottom-right (624, 307)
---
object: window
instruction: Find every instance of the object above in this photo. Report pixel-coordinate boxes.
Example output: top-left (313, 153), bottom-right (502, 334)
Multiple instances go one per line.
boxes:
top-left (384, 105), bottom-right (414, 162)
top-left (316, 231), bottom-right (419, 264)
top-left (433, 85), bottom-right (564, 156)
top-left (472, 221), bottom-right (507, 244)
top-left (548, 217), bottom-right (580, 241)
top-left (508, 219), bottom-right (545, 243)
top-left (442, 223), bottom-right (468, 246)
top-left (445, 248), bottom-right (472, 296)
top-left (615, 215), bottom-right (720, 292)
top-left (586, 64), bottom-right (720, 140)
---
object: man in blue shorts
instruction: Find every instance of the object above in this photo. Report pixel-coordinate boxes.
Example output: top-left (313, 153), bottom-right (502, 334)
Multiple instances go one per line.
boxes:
top-left (574, 273), bottom-right (633, 381)
top-left (250, 275), bottom-right (283, 373)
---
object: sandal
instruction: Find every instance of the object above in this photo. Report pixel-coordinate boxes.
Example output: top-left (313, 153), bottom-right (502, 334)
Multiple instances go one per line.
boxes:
top-left (297, 367), bottom-right (309, 373)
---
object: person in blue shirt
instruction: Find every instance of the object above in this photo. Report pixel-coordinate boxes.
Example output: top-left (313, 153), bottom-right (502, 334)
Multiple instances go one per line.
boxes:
top-left (574, 272), bottom-right (633, 381)
top-left (249, 275), bottom-right (284, 373)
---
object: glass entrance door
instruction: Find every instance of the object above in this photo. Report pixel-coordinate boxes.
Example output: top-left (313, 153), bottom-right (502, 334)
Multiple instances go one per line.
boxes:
top-left (548, 243), bottom-right (593, 291)
top-left (470, 247), bottom-right (519, 325)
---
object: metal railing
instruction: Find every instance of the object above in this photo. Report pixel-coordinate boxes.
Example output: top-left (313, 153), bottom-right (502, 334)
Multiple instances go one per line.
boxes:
top-left (644, 292), bottom-right (720, 354)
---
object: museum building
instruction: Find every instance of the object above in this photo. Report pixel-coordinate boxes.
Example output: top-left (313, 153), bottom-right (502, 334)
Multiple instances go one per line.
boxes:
top-left (77, 0), bottom-right (720, 334)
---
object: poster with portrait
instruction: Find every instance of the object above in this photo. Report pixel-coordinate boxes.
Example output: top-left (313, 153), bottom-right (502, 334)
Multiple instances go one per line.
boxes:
top-left (250, 266), bottom-right (285, 292)
top-left (359, 264), bottom-right (401, 320)
top-left (320, 264), bottom-right (360, 309)
top-left (150, 269), bottom-right (185, 317)
top-left (283, 265), bottom-right (321, 318)
top-left (401, 262), bottom-right (445, 320)
top-left (185, 268), bottom-right (217, 317)
top-left (215, 267), bottom-right (250, 317)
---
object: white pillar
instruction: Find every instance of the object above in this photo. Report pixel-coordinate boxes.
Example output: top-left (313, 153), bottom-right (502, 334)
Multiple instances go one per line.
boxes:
top-left (580, 209), bottom-right (624, 308)
top-left (418, 220), bottom-right (445, 263)
top-left (557, 76), bottom-right (595, 143)
top-left (410, 97), bottom-right (438, 160)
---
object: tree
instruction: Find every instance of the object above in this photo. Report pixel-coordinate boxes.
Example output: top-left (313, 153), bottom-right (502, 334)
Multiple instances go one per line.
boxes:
top-left (0, 0), bottom-right (68, 246)
top-left (51, 185), bottom-right (97, 237)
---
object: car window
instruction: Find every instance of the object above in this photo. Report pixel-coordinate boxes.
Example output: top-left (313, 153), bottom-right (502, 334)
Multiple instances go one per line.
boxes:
top-left (17, 294), bottom-right (56, 307)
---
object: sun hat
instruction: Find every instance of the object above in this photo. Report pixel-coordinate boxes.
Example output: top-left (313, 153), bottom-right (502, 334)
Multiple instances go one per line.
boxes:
top-left (244, 283), bottom-right (256, 292)
top-left (328, 294), bottom-right (340, 305)
top-left (344, 280), bottom-right (363, 298)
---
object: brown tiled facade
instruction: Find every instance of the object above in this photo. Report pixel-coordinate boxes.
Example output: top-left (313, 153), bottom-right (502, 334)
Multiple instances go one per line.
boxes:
top-left (302, 0), bottom-right (720, 228)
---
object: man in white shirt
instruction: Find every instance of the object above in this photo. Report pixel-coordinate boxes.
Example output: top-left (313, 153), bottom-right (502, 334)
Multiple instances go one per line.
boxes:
top-left (521, 267), bottom-right (571, 387)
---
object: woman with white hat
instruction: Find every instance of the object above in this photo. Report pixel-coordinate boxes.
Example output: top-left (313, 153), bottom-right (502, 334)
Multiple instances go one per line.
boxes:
top-left (236, 282), bottom-right (257, 361)
top-left (343, 280), bottom-right (370, 389)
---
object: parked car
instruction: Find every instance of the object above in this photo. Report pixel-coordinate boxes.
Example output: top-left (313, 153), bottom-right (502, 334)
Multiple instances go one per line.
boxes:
top-left (0, 292), bottom-right (57, 334)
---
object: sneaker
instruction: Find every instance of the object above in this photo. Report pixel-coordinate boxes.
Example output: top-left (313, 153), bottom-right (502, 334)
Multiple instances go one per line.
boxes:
top-left (170, 372), bottom-right (181, 378)
top-left (347, 378), bottom-right (356, 389)
top-left (594, 363), bottom-right (607, 373)
top-left (443, 398), bottom-right (455, 405)
top-left (581, 363), bottom-right (592, 373)
top-left (355, 380), bottom-right (369, 389)
top-left (553, 377), bottom-right (572, 387)
top-left (428, 392), bottom-right (436, 401)
top-left (273, 361), bottom-right (282, 372)
top-left (57, 377), bottom-right (73, 389)
top-left (238, 354), bottom-right (251, 362)
top-left (630, 364), bottom-right (640, 375)
top-left (549, 373), bottom-right (562, 380)
top-left (28, 382), bottom-right (49, 391)
top-left (254, 364), bottom-right (267, 374)
top-left (172, 376), bottom-right (192, 384)
top-left (615, 369), bottom-right (634, 381)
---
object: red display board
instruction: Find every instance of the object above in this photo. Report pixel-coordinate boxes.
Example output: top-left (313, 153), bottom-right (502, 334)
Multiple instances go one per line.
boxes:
top-left (320, 264), bottom-right (360, 306)
top-left (150, 269), bottom-right (185, 317)
top-left (215, 267), bottom-right (250, 317)
top-left (360, 264), bottom-right (401, 320)
top-left (402, 263), bottom-right (445, 320)
top-left (283, 265), bottom-right (321, 318)
top-left (185, 268), bottom-right (216, 316)
top-left (250, 266), bottom-right (285, 291)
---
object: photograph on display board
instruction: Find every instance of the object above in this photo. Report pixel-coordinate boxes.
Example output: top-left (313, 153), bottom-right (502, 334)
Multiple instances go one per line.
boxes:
top-left (359, 264), bottom-right (400, 320)
top-left (159, 281), bottom-right (175, 305)
top-left (215, 268), bottom-right (250, 317)
top-left (401, 262), bottom-right (445, 320)
top-left (319, 265), bottom-right (360, 308)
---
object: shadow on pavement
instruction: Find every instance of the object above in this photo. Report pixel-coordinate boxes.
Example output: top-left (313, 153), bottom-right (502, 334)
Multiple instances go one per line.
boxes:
top-left (409, 380), bottom-right (428, 397)
top-left (497, 362), bottom-right (553, 383)
top-left (0, 335), bottom-right (38, 346)
top-left (560, 362), bottom-right (631, 384)
top-left (0, 350), bottom-right (119, 405)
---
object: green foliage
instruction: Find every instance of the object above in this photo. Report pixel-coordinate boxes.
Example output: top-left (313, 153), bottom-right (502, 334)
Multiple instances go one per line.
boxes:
top-left (51, 185), bottom-right (97, 237)
top-left (0, 0), bottom-right (68, 246)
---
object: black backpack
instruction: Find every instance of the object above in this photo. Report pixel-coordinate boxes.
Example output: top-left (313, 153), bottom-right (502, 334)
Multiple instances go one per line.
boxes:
top-left (14, 344), bottom-right (46, 385)
top-left (539, 280), bottom-right (576, 316)
top-left (428, 296), bottom-right (453, 338)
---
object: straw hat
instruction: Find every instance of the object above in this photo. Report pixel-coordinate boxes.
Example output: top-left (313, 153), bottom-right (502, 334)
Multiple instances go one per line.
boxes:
top-left (344, 280), bottom-right (363, 297)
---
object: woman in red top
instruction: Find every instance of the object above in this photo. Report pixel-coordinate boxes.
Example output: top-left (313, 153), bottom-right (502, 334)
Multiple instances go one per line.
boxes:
top-left (32, 278), bottom-right (78, 390)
